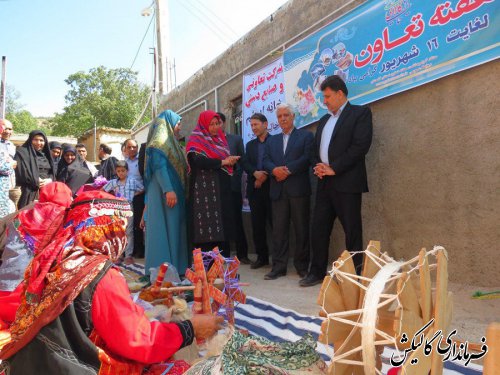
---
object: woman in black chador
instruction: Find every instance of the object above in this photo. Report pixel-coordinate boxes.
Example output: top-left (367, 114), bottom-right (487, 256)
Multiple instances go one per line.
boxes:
top-left (15, 130), bottom-right (55, 208)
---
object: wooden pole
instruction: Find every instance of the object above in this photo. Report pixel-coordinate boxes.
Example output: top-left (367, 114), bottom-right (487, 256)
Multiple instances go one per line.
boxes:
top-left (0, 56), bottom-right (6, 118)
top-left (155, 0), bottom-right (169, 95)
top-left (93, 119), bottom-right (97, 161)
top-left (159, 286), bottom-right (196, 293)
top-left (151, 47), bottom-right (158, 119)
top-left (484, 323), bottom-right (500, 375)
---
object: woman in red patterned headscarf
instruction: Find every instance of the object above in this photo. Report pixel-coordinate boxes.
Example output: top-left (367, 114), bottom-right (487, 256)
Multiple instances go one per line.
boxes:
top-left (0, 182), bottom-right (73, 326)
top-left (186, 110), bottom-right (240, 257)
top-left (0, 190), bottom-right (222, 374)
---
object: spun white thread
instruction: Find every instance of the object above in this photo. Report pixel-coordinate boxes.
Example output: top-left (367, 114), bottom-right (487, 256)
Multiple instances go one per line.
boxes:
top-left (323, 245), bottom-right (444, 373)
top-left (361, 261), bottom-right (403, 375)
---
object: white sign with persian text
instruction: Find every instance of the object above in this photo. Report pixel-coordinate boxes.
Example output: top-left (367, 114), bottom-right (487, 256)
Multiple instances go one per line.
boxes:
top-left (242, 57), bottom-right (285, 146)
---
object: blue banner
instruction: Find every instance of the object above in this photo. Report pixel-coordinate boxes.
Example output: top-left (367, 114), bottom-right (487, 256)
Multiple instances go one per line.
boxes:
top-left (284, 0), bottom-right (499, 127)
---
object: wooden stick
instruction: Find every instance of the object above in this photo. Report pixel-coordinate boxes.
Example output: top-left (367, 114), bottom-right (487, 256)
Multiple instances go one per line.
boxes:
top-left (418, 248), bottom-right (432, 323)
top-left (212, 280), bottom-right (250, 288)
top-left (158, 283), bottom-right (250, 293)
top-left (150, 297), bottom-right (172, 305)
top-left (159, 286), bottom-right (196, 293)
top-left (337, 250), bottom-right (360, 311)
top-left (484, 323), bottom-right (500, 375)
top-left (431, 248), bottom-right (449, 375)
top-left (155, 263), bottom-right (169, 288)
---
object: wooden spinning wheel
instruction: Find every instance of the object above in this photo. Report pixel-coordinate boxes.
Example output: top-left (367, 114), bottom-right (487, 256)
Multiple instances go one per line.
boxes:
top-left (317, 240), bottom-right (453, 375)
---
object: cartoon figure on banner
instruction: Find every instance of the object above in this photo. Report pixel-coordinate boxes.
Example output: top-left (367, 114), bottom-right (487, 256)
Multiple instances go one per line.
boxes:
top-left (293, 35), bottom-right (356, 126)
top-left (320, 48), bottom-right (334, 66)
top-left (311, 63), bottom-right (327, 93)
top-left (332, 42), bottom-right (354, 82)
top-left (293, 86), bottom-right (319, 118)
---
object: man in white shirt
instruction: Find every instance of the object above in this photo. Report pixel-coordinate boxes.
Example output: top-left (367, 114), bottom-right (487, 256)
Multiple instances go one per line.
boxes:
top-left (300, 75), bottom-right (373, 287)
top-left (124, 138), bottom-right (145, 258)
top-left (0, 119), bottom-right (16, 158)
top-left (123, 139), bottom-right (142, 182)
top-left (76, 143), bottom-right (98, 177)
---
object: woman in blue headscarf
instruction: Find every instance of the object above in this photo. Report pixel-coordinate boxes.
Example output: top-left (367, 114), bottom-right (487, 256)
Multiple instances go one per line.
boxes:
top-left (142, 110), bottom-right (189, 275)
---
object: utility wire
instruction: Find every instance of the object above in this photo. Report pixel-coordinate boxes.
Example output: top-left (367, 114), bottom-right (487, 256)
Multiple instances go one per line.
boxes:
top-left (190, 0), bottom-right (240, 39)
top-left (178, 1), bottom-right (231, 44)
top-left (183, 1), bottom-right (235, 44)
top-left (131, 92), bottom-right (153, 131)
top-left (132, 9), bottom-right (156, 130)
top-left (177, 1), bottom-right (233, 46)
top-left (130, 12), bottom-right (155, 69)
top-left (152, 12), bottom-right (157, 83)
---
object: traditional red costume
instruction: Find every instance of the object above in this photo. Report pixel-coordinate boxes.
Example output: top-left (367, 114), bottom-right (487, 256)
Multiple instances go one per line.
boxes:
top-left (0, 190), bottom-right (194, 374)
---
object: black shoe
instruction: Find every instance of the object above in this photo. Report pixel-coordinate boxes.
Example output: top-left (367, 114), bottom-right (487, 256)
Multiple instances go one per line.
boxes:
top-left (238, 257), bottom-right (252, 265)
top-left (297, 269), bottom-right (308, 279)
top-left (251, 259), bottom-right (269, 269)
top-left (299, 274), bottom-right (323, 287)
top-left (264, 269), bottom-right (286, 280)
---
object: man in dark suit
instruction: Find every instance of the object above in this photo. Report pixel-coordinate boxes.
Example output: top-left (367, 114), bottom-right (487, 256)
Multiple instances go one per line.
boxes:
top-left (217, 112), bottom-right (251, 264)
top-left (97, 143), bottom-right (118, 180)
top-left (263, 103), bottom-right (314, 280)
top-left (138, 142), bottom-right (146, 179)
top-left (300, 75), bottom-right (373, 287)
top-left (241, 113), bottom-right (272, 269)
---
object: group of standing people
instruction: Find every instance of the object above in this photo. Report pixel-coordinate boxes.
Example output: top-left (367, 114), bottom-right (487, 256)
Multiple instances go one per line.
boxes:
top-left (217, 74), bottom-right (373, 288)
top-left (1, 74), bottom-right (373, 289)
top-left (141, 74), bottom-right (373, 290)
top-left (0, 127), bottom-right (58, 212)
top-left (136, 108), bottom-right (251, 277)
top-left (4, 130), bottom-right (98, 212)
top-left (0, 72), bottom-right (373, 374)
top-left (0, 123), bottom-right (228, 372)
top-left (242, 75), bottom-right (373, 287)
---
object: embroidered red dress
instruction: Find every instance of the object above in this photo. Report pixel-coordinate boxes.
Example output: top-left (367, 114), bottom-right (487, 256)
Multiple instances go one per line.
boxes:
top-left (0, 192), bottom-right (194, 374)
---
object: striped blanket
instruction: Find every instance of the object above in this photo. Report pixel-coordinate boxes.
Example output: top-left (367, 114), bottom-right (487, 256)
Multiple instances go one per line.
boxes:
top-left (122, 263), bottom-right (483, 375)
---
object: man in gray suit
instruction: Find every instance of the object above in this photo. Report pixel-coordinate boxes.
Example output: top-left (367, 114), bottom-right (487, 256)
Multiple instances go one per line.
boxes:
top-left (217, 112), bottom-right (250, 264)
top-left (262, 104), bottom-right (314, 280)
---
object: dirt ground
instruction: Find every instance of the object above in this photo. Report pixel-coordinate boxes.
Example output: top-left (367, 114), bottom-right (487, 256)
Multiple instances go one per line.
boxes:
top-left (135, 249), bottom-right (499, 346)
top-left (237, 255), bottom-right (500, 345)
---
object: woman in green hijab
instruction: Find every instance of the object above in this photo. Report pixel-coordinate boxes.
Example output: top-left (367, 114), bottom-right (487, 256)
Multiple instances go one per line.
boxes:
top-left (143, 110), bottom-right (189, 275)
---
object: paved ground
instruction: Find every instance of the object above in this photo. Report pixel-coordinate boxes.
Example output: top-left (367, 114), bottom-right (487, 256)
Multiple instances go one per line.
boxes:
top-left (236, 254), bottom-right (500, 345)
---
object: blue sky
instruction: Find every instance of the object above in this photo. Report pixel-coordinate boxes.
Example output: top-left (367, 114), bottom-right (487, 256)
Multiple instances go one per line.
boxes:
top-left (0, 0), bottom-right (287, 117)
